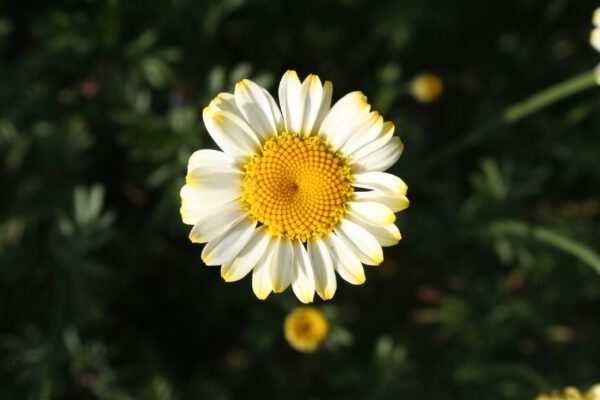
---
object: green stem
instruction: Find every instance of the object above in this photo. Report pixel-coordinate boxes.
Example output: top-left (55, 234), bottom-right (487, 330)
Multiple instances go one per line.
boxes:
top-left (489, 220), bottom-right (600, 276)
top-left (421, 70), bottom-right (597, 171)
top-left (503, 70), bottom-right (596, 122)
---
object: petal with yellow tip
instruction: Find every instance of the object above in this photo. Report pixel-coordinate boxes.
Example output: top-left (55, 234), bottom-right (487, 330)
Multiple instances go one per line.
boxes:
top-left (299, 74), bottom-right (326, 136)
top-left (269, 237), bottom-right (294, 293)
top-left (318, 91), bottom-right (367, 148)
top-left (221, 227), bottom-right (270, 282)
top-left (291, 240), bottom-right (315, 304)
top-left (347, 201), bottom-right (396, 227)
top-left (352, 189), bottom-right (409, 213)
top-left (355, 222), bottom-right (402, 247)
top-left (252, 238), bottom-right (277, 299)
top-left (340, 112), bottom-right (384, 155)
top-left (279, 70), bottom-right (303, 134)
top-left (188, 203), bottom-right (246, 244)
top-left (201, 219), bottom-right (256, 266)
top-left (235, 79), bottom-right (282, 140)
top-left (352, 172), bottom-right (408, 196)
top-left (354, 136), bottom-right (404, 173)
top-left (203, 107), bottom-right (261, 159)
top-left (323, 233), bottom-right (365, 285)
top-left (351, 121), bottom-right (395, 163)
top-left (308, 237), bottom-right (337, 300)
top-left (335, 219), bottom-right (383, 266)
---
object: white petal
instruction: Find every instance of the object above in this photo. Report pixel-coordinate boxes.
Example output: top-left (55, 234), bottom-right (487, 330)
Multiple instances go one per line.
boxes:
top-left (187, 149), bottom-right (237, 174)
top-left (188, 203), bottom-right (246, 244)
top-left (595, 8), bottom-right (600, 27)
top-left (186, 165), bottom-right (242, 190)
top-left (180, 182), bottom-right (241, 205)
top-left (269, 237), bottom-right (294, 293)
top-left (201, 219), bottom-right (257, 266)
top-left (203, 107), bottom-right (261, 159)
top-left (355, 222), bottom-right (402, 247)
top-left (252, 237), bottom-right (277, 299)
top-left (261, 88), bottom-right (284, 134)
top-left (352, 172), bottom-right (408, 196)
top-left (352, 190), bottom-right (409, 213)
top-left (221, 227), bottom-right (270, 282)
top-left (235, 79), bottom-right (280, 140)
top-left (278, 70), bottom-right (302, 134)
top-left (335, 219), bottom-right (383, 266)
top-left (347, 201), bottom-right (396, 226)
top-left (352, 137), bottom-right (403, 172)
top-left (323, 233), bottom-right (365, 285)
top-left (313, 81), bottom-right (333, 133)
top-left (326, 99), bottom-right (372, 151)
top-left (351, 122), bottom-right (402, 172)
top-left (291, 240), bottom-right (315, 303)
top-left (592, 28), bottom-right (600, 52)
top-left (339, 113), bottom-right (383, 156)
top-left (318, 91), bottom-right (367, 146)
top-left (209, 92), bottom-right (244, 119)
top-left (352, 121), bottom-right (395, 161)
top-left (308, 237), bottom-right (337, 300)
top-left (299, 74), bottom-right (326, 136)
top-left (180, 184), bottom-right (241, 225)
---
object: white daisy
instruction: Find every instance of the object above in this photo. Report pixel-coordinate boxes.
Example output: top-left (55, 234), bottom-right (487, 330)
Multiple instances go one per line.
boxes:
top-left (592, 7), bottom-right (600, 84)
top-left (181, 71), bottom-right (409, 302)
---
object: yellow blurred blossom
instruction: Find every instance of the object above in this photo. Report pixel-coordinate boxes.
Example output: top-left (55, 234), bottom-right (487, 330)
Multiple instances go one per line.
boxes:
top-left (410, 73), bottom-right (443, 103)
top-left (536, 384), bottom-right (600, 400)
top-left (284, 307), bottom-right (329, 352)
top-left (591, 7), bottom-right (600, 84)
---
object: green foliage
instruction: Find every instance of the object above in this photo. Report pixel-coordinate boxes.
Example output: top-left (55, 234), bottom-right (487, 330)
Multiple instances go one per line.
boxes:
top-left (1, 0), bottom-right (599, 399)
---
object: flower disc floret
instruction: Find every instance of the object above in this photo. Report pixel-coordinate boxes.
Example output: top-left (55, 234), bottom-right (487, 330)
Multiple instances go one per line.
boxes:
top-left (242, 133), bottom-right (353, 242)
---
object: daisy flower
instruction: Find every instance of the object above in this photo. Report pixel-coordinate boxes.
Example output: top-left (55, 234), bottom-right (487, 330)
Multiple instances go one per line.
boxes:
top-left (181, 71), bottom-right (409, 302)
top-left (592, 7), bottom-right (600, 84)
top-left (284, 307), bottom-right (329, 352)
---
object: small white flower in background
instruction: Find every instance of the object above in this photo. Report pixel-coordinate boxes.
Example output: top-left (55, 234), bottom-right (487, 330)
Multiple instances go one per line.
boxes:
top-left (181, 71), bottom-right (409, 302)
top-left (592, 7), bottom-right (600, 84)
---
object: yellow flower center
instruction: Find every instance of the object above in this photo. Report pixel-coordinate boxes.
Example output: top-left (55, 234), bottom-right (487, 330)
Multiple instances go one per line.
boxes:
top-left (284, 307), bottom-right (329, 353)
top-left (241, 133), bottom-right (353, 242)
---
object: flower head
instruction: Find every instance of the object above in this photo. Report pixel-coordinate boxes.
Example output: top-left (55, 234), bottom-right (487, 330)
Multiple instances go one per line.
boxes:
top-left (410, 73), bottom-right (443, 103)
top-left (284, 307), bottom-right (329, 352)
top-left (181, 71), bottom-right (409, 302)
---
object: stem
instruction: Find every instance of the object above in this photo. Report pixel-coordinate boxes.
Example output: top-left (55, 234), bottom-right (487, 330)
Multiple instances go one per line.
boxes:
top-left (489, 220), bottom-right (600, 276)
top-left (421, 70), bottom-right (596, 172)
top-left (502, 70), bottom-right (596, 122)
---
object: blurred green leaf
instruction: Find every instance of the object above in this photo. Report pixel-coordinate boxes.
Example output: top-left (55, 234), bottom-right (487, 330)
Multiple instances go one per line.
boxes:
top-left (489, 220), bottom-right (600, 276)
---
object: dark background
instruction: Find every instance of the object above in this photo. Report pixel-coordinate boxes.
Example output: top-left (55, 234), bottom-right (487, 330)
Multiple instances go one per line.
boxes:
top-left (1, 0), bottom-right (600, 399)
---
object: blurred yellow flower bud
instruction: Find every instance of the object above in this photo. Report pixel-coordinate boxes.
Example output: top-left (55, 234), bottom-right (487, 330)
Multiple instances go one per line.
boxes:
top-left (284, 307), bottom-right (329, 353)
top-left (410, 73), bottom-right (443, 103)
top-left (536, 384), bottom-right (600, 400)
top-left (536, 387), bottom-right (583, 400)
top-left (586, 384), bottom-right (600, 400)
top-left (591, 28), bottom-right (600, 52)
